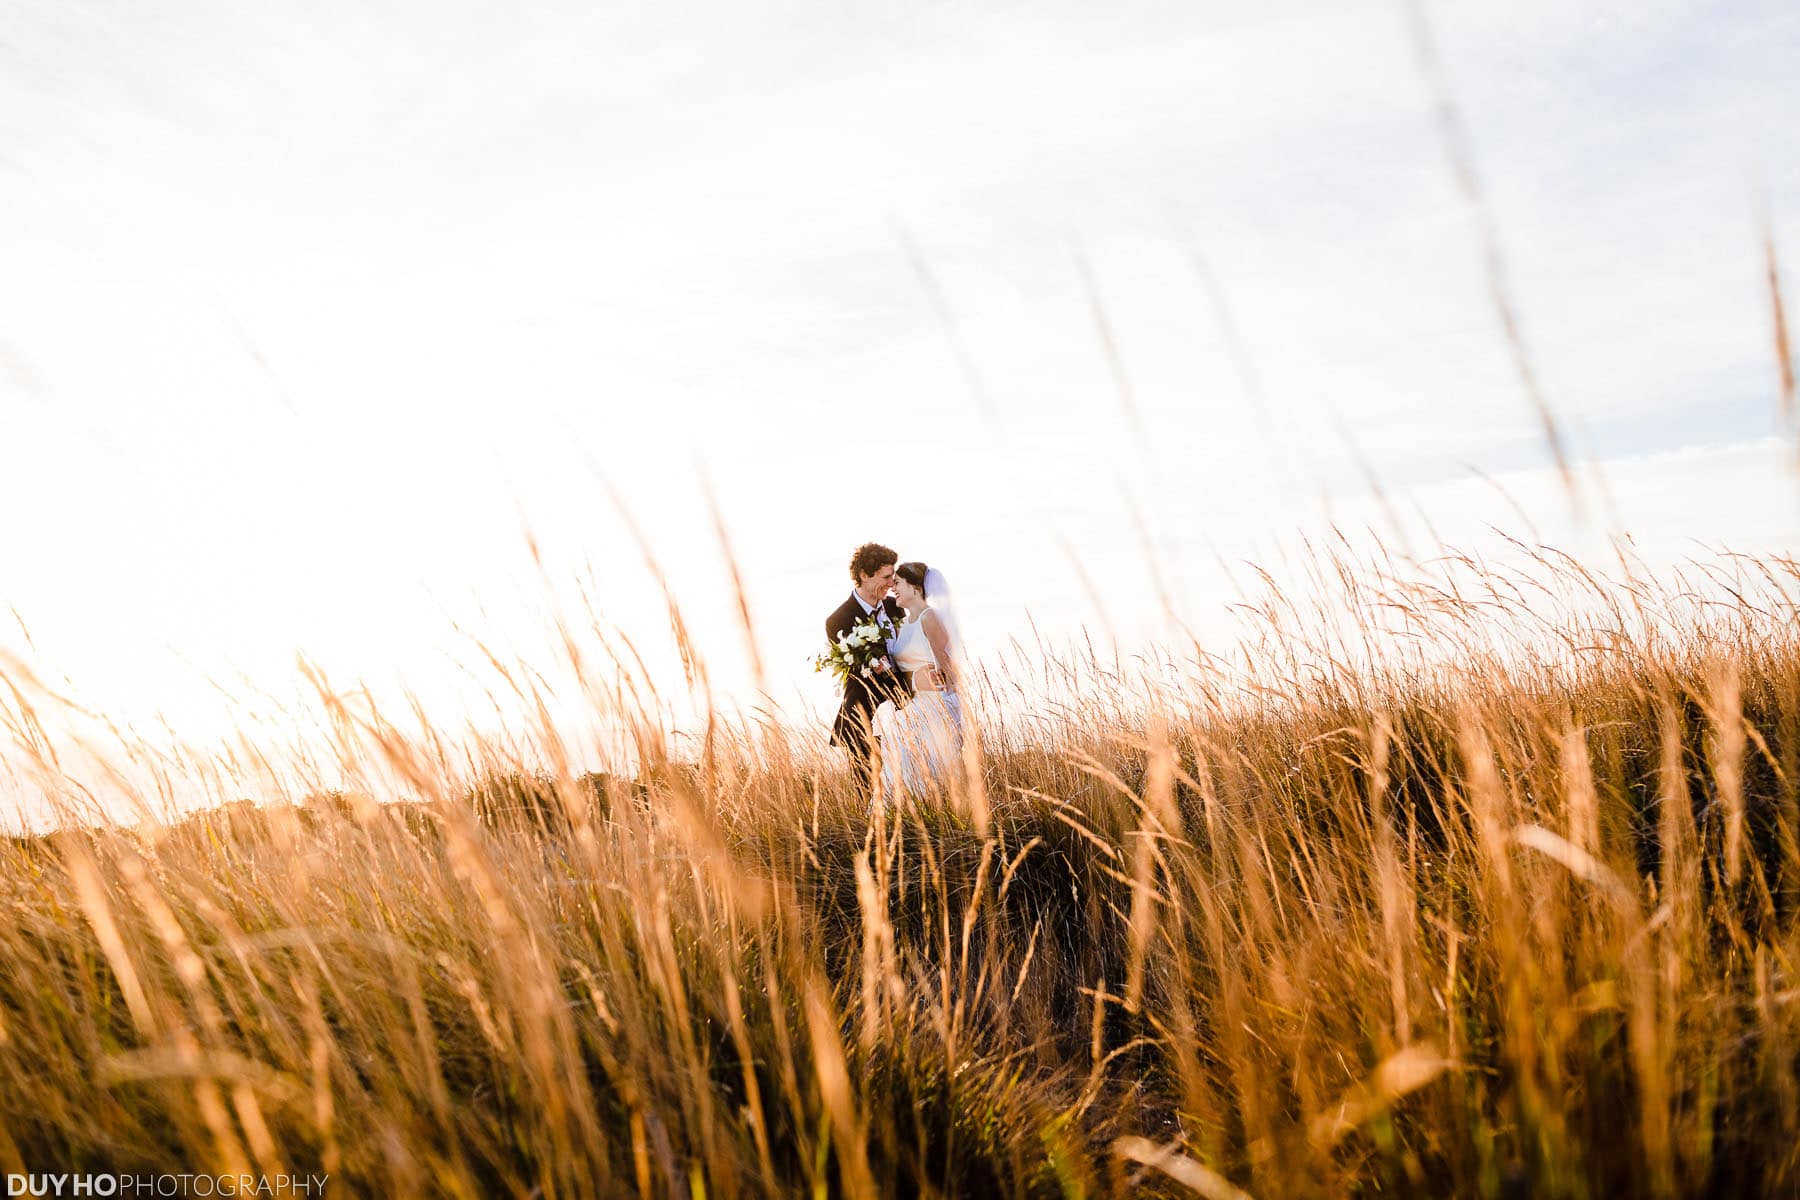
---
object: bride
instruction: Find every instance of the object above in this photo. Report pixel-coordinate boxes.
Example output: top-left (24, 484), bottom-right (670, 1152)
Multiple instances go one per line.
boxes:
top-left (880, 561), bottom-right (965, 797)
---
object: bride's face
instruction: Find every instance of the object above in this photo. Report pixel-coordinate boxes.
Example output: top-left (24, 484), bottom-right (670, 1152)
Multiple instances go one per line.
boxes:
top-left (894, 577), bottom-right (924, 610)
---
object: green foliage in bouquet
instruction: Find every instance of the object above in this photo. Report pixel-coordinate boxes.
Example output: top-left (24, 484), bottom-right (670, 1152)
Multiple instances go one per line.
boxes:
top-left (814, 615), bottom-right (893, 684)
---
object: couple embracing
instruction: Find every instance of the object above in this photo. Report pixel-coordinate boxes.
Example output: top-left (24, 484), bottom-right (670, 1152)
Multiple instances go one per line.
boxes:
top-left (824, 542), bottom-right (965, 798)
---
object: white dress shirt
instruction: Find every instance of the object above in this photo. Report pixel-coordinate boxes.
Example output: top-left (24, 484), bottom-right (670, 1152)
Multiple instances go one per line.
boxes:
top-left (854, 590), bottom-right (896, 635)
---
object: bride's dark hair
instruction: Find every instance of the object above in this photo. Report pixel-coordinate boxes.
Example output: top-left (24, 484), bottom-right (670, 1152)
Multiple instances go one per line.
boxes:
top-left (895, 561), bottom-right (929, 596)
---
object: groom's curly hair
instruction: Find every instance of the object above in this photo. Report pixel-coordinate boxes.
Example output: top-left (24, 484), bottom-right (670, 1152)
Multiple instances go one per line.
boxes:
top-left (848, 542), bottom-right (898, 583)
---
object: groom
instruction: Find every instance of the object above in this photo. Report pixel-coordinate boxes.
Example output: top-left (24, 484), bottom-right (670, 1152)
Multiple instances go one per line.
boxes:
top-left (826, 542), bottom-right (912, 789)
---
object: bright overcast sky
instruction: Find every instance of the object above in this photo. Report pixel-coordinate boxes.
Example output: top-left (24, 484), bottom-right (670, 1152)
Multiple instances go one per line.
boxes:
top-left (2, 0), bottom-right (1798, 800)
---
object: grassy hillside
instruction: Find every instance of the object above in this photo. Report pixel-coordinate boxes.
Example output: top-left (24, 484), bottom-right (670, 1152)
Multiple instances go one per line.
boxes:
top-left (3, 550), bottom-right (1799, 1197)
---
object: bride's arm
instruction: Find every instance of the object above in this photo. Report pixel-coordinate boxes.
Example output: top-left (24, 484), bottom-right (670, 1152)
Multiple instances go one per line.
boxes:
top-left (921, 609), bottom-right (957, 690)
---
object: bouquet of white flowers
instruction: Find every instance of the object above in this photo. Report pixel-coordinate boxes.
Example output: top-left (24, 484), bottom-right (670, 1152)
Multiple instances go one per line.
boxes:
top-left (814, 615), bottom-right (895, 685)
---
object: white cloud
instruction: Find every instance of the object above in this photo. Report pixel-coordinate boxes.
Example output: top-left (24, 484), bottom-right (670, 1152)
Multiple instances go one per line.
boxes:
top-left (0, 0), bottom-right (1795, 815)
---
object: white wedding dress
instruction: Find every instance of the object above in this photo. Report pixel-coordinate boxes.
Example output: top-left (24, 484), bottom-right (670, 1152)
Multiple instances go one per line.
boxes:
top-left (879, 613), bottom-right (965, 797)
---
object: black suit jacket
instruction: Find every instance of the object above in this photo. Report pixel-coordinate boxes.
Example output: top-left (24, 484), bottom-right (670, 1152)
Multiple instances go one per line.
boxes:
top-left (826, 593), bottom-right (911, 750)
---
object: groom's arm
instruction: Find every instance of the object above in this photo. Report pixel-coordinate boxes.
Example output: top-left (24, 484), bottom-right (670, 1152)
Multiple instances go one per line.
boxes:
top-left (882, 599), bottom-right (914, 700)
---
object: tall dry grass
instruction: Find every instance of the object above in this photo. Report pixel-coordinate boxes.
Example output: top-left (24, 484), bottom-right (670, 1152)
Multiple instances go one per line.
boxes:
top-left (3, 542), bottom-right (1800, 1198)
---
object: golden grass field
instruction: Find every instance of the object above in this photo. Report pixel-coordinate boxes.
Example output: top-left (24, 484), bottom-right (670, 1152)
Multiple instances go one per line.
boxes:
top-left (3, 541), bottom-right (1800, 1198)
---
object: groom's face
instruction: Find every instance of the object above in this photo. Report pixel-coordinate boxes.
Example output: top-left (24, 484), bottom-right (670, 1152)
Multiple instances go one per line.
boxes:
top-left (857, 563), bottom-right (895, 602)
